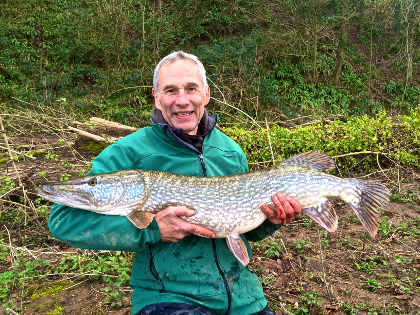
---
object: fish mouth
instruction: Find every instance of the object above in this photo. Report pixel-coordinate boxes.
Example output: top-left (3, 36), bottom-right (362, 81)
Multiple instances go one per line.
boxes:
top-left (37, 184), bottom-right (91, 208)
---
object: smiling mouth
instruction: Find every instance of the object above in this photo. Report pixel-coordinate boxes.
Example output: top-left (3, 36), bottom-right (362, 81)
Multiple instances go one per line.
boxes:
top-left (175, 111), bottom-right (194, 117)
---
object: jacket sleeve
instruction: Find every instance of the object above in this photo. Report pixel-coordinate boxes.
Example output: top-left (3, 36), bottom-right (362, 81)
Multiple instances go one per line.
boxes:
top-left (48, 142), bottom-right (161, 252)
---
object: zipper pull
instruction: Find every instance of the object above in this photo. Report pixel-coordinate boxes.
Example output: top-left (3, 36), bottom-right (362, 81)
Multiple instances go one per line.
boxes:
top-left (199, 153), bottom-right (207, 177)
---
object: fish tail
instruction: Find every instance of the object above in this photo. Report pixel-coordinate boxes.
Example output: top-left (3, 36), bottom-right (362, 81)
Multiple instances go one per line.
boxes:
top-left (346, 180), bottom-right (390, 238)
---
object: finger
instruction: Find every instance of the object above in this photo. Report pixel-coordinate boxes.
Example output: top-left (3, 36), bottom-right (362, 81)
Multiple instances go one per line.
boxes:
top-left (188, 224), bottom-right (216, 238)
top-left (172, 206), bottom-right (196, 217)
top-left (261, 204), bottom-right (275, 218)
top-left (272, 194), bottom-right (286, 219)
top-left (283, 201), bottom-right (295, 218)
top-left (287, 196), bottom-right (302, 214)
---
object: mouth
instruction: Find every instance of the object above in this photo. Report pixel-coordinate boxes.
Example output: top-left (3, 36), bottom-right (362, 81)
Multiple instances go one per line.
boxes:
top-left (37, 184), bottom-right (90, 207)
top-left (174, 111), bottom-right (194, 119)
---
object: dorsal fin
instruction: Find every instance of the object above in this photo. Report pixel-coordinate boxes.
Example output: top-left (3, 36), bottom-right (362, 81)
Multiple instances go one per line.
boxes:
top-left (278, 151), bottom-right (336, 171)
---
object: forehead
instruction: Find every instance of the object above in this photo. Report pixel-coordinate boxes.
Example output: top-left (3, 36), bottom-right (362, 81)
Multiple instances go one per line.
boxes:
top-left (157, 59), bottom-right (202, 88)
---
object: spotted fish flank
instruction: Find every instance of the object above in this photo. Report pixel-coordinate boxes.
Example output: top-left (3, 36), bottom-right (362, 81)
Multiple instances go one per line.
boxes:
top-left (38, 151), bottom-right (390, 266)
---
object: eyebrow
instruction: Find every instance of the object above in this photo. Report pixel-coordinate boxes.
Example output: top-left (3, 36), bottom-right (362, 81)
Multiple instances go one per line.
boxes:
top-left (162, 82), bottom-right (200, 91)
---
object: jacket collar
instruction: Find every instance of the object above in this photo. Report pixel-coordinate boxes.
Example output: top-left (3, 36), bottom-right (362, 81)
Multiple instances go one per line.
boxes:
top-left (150, 108), bottom-right (217, 154)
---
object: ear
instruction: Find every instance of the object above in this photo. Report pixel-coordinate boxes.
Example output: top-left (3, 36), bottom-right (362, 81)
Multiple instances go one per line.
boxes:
top-left (152, 88), bottom-right (162, 110)
top-left (203, 85), bottom-right (210, 106)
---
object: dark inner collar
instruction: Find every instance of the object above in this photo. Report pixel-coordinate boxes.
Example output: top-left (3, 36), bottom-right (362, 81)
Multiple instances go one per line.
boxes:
top-left (151, 109), bottom-right (215, 152)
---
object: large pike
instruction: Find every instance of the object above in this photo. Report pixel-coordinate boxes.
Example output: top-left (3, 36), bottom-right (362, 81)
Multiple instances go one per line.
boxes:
top-left (38, 151), bottom-right (390, 266)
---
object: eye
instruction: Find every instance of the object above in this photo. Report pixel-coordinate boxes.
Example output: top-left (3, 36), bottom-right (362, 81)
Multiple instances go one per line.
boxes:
top-left (187, 86), bottom-right (197, 93)
top-left (165, 88), bottom-right (177, 95)
top-left (87, 177), bottom-right (97, 186)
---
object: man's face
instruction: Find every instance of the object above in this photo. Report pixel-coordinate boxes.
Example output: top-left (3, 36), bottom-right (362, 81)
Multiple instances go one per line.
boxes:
top-left (153, 59), bottom-right (210, 135)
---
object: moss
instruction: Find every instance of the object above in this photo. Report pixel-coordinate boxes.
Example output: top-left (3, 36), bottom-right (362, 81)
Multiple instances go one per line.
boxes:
top-left (81, 140), bottom-right (109, 155)
top-left (31, 281), bottom-right (73, 300)
top-left (46, 304), bottom-right (64, 315)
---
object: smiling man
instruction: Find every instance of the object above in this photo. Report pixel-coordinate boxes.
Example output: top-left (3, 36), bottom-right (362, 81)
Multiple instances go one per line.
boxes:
top-left (153, 56), bottom-right (210, 135)
top-left (48, 51), bottom-right (301, 315)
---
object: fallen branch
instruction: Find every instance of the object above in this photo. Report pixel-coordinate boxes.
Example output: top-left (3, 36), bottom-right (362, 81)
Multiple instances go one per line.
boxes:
top-left (68, 126), bottom-right (119, 144)
top-left (89, 117), bottom-right (137, 132)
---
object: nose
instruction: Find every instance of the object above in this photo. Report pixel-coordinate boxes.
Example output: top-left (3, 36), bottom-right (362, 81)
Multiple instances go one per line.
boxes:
top-left (174, 89), bottom-right (190, 105)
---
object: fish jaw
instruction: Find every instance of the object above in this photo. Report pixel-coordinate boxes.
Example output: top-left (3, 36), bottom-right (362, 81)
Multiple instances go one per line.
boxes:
top-left (37, 170), bottom-right (149, 216)
top-left (37, 183), bottom-right (95, 211)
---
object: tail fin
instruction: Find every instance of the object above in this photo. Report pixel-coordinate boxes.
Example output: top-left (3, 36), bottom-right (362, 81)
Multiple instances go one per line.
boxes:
top-left (347, 180), bottom-right (390, 238)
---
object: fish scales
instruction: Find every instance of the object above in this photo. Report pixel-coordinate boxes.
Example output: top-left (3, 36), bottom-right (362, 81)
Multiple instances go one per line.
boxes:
top-left (38, 151), bottom-right (390, 265)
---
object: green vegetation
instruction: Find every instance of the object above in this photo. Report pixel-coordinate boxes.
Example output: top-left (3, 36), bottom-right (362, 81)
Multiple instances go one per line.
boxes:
top-left (1, 0), bottom-right (418, 123)
top-left (225, 109), bottom-right (419, 173)
top-left (0, 0), bottom-right (419, 313)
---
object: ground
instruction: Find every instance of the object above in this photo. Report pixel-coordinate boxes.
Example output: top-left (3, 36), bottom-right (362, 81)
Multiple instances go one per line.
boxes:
top-left (0, 123), bottom-right (418, 315)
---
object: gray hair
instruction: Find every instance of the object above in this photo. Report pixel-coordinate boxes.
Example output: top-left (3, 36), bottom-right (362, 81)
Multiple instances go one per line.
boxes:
top-left (153, 51), bottom-right (208, 92)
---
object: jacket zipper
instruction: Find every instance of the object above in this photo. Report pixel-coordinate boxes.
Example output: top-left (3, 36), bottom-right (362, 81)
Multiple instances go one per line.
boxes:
top-left (198, 153), bottom-right (207, 177)
top-left (148, 244), bottom-right (165, 292)
top-left (160, 125), bottom-right (232, 313)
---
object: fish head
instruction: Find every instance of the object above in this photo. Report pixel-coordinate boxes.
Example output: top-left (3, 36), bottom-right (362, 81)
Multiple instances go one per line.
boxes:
top-left (37, 170), bottom-right (147, 215)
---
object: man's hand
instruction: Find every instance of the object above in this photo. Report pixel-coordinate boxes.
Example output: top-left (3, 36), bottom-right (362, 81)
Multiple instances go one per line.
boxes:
top-left (261, 192), bottom-right (302, 225)
top-left (155, 206), bottom-right (216, 242)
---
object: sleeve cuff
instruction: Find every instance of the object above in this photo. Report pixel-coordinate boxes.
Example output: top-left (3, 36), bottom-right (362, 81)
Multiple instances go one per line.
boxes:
top-left (143, 218), bottom-right (161, 245)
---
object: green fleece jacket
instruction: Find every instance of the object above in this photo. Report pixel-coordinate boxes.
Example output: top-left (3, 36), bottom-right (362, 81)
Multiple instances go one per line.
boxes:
top-left (49, 121), bottom-right (281, 315)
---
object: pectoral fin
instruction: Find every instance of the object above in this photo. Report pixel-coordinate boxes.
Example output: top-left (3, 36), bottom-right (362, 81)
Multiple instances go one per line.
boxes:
top-left (226, 234), bottom-right (250, 267)
top-left (127, 211), bottom-right (155, 229)
top-left (303, 198), bottom-right (338, 232)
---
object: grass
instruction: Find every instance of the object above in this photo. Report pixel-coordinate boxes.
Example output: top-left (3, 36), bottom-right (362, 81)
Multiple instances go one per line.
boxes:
top-left (0, 106), bottom-right (418, 313)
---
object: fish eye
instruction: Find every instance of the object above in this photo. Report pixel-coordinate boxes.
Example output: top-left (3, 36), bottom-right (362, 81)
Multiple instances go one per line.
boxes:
top-left (87, 178), bottom-right (97, 186)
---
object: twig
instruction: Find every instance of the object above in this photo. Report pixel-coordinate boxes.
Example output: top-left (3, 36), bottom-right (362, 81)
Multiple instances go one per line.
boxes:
top-left (210, 97), bottom-right (262, 129)
top-left (0, 198), bottom-right (36, 211)
top-left (265, 117), bottom-right (275, 165)
top-left (4, 225), bottom-right (16, 265)
top-left (0, 186), bottom-right (21, 199)
top-left (5, 309), bottom-right (20, 315)
top-left (207, 77), bottom-right (226, 103)
top-left (318, 230), bottom-right (335, 299)
top-left (11, 96), bottom-right (35, 107)
top-left (0, 145), bottom-right (36, 160)
top-left (333, 151), bottom-right (387, 158)
top-left (68, 126), bottom-right (119, 143)
top-left (61, 278), bottom-right (90, 291)
top-left (108, 85), bottom-right (152, 97)
top-left (0, 117), bottom-right (36, 221)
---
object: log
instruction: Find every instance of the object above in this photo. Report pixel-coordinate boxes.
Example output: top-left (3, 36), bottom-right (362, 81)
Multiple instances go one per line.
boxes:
top-left (89, 117), bottom-right (137, 132)
top-left (68, 127), bottom-right (119, 143)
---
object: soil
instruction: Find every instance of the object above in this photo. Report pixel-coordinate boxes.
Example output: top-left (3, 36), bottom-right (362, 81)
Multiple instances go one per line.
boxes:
top-left (1, 130), bottom-right (419, 315)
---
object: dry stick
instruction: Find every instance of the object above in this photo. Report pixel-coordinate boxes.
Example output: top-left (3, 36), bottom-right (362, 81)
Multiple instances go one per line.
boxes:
top-left (375, 151), bottom-right (393, 184)
top-left (207, 77), bottom-right (226, 104)
top-left (318, 230), bottom-right (334, 300)
top-left (68, 126), bottom-right (119, 143)
top-left (5, 309), bottom-right (20, 315)
top-left (210, 97), bottom-right (262, 129)
top-left (333, 150), bottom-right (386, 159)
top-left (0, 117), bottom-right (36, 222)
top-left (0, 186), bottom-right (21, 199)
top-left (90, 117), bottom-right (137, 132)
top-left (108, 85), bottom-right (152, 97)
top-left (4, 224), bottom-right (16, 265)
top-left (265, 117), bottom-right (275, 165)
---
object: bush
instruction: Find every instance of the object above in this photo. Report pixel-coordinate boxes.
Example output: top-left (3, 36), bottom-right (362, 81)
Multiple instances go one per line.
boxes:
top-left (223, 110), bottom-right (419, 173)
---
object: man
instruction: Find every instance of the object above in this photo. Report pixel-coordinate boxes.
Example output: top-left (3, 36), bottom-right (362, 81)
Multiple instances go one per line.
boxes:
top-left (49, 51), bottom-right (301, 315)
